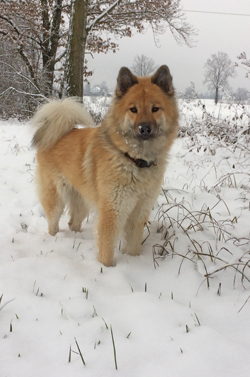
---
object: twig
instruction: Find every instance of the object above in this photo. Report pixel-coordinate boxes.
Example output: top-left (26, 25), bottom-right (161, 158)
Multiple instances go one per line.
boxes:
top-left (110, 326), bottom-right (118, 370)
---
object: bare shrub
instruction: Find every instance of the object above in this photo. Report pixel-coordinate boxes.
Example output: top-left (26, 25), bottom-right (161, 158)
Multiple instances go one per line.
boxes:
top-left (154, 97), bottom-right (250, 289)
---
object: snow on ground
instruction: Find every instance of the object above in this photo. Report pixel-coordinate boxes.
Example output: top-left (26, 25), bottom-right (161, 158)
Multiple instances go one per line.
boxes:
top-left (0, 101), bottom-right (250, 377)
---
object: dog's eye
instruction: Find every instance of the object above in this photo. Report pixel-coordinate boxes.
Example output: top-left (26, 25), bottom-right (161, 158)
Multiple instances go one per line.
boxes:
top-left (130, 107), bottom-right (137, 114)
top-left (152, 106), bottom-right (159, 113)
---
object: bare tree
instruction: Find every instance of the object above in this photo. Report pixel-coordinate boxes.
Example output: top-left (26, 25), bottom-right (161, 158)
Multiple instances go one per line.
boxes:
top-left (204, 52), bottom-right (236, 104)
top-left (182, 86), bottom-right (195, 101)
top-left (131, 55), bottom-right (157, 76)
top-left (236, 52), bottom-right (250, 79)
top-left (234, 87), bottom-right (250, 102)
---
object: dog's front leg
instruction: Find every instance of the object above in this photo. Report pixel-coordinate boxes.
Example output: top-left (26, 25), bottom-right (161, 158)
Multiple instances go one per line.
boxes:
top-left (97, 205), bottom-right (118, 267)
top-left (123, 202), bottom-right (152, 257)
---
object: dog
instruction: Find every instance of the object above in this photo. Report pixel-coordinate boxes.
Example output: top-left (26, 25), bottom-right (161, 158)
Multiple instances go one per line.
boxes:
top-left (32, 65), bottom-right (179, 266)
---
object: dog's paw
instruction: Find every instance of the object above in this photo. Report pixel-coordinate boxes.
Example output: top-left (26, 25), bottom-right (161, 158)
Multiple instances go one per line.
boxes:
top-left (49, 224), bottom-right (59, 236)
top-left (68, 220), bottom-right (82, 232)
top-left (98, 254), bottom-right (115, 267)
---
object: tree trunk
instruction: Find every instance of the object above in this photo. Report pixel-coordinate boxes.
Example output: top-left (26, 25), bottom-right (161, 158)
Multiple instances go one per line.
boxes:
top-left (41, 0), bottom-right (63, 97)
top-left (65, 0), bottom-right (88, 99)
top-left (46, 0), bottom-right (63, 96)
top-left (41, 0), bottom-right (51, 96)
top-left (215, 86), bottom-right (219, 105)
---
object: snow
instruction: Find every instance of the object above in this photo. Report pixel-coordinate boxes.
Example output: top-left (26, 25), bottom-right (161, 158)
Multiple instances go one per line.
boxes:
top-left (1, 101), bottom-right (250, 376)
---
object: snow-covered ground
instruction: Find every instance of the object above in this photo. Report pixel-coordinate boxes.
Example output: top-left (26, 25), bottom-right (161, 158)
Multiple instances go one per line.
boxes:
top-left (0, 100), bottom-right (250, 376)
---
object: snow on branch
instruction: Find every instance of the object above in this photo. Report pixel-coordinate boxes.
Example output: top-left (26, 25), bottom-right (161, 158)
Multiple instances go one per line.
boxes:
top-left (86, 0), bottom-right (122, 32)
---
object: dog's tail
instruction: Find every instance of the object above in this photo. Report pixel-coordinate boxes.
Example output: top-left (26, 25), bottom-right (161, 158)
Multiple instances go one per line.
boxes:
top-left (32, 97), bottom-right (94, 150)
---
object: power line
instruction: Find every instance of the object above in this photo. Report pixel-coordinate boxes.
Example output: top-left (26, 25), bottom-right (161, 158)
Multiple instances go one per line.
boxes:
top-left (183, 9), bottom-right (250, 17)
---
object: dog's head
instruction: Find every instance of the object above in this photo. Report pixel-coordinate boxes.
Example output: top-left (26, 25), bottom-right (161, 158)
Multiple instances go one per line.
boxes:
top-left (108, 65), bottom-right (179, 160)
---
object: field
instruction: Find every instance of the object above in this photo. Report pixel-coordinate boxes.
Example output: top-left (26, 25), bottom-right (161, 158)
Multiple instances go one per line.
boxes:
top-left (0, 98), bottom-right (250, 376)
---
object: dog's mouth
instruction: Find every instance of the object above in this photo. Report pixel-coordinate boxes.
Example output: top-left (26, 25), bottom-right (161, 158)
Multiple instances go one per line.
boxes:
top-left (137, 134), bottom-right (155, 140)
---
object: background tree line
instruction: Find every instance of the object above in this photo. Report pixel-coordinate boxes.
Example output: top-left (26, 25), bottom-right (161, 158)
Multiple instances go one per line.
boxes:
top-left (0, 0), bottom-right (195, 118)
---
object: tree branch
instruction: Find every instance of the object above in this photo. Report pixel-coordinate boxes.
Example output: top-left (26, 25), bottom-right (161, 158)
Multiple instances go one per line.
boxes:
top-left (0, 60), bottom-right (41, 93)
top-left (86, 0), bottom-right (123, 32)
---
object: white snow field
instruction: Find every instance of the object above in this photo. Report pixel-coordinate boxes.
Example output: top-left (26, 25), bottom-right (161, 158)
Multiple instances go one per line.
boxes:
top-left (0, 99), bottom-right (250, 377)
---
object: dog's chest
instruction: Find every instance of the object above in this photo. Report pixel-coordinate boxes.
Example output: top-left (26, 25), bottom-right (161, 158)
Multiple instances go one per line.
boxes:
top-left (110, 166), bottom-right (159, 206)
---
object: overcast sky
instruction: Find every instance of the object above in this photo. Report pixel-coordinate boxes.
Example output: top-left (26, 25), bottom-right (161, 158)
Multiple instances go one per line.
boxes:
top-left (87, 0), bottom-right (250, 94)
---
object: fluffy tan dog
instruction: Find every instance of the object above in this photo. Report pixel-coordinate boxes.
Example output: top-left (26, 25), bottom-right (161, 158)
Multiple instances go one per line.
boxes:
top-left (32, 65), bottom-right (179, 266)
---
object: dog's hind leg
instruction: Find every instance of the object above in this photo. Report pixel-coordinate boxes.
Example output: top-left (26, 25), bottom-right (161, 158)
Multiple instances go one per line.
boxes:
top-left (47, 197), bottom-right (64, 236)
top-left (37, 177), bottom-right (64, 236)
top-left (67, 189), bottom-right (89, 232)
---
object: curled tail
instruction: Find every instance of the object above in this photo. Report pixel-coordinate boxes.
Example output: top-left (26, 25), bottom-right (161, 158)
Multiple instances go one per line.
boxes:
top-left (32, 97), bottom-right (94, 150)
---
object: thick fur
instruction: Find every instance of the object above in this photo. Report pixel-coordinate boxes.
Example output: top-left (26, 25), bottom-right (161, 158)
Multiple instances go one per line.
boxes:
top-left (32, 65), bottom-right (179, 266)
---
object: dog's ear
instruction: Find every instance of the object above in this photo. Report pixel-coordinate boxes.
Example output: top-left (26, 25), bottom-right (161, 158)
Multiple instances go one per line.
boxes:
top-left (151, 65), bottom-right (174, 96)
top-left (116, 67), bottom-right (138, 98)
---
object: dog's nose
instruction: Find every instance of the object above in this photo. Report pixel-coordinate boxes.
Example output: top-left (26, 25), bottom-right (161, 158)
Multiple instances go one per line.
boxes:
top-left (138, 124), bottom-right (152, 139)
